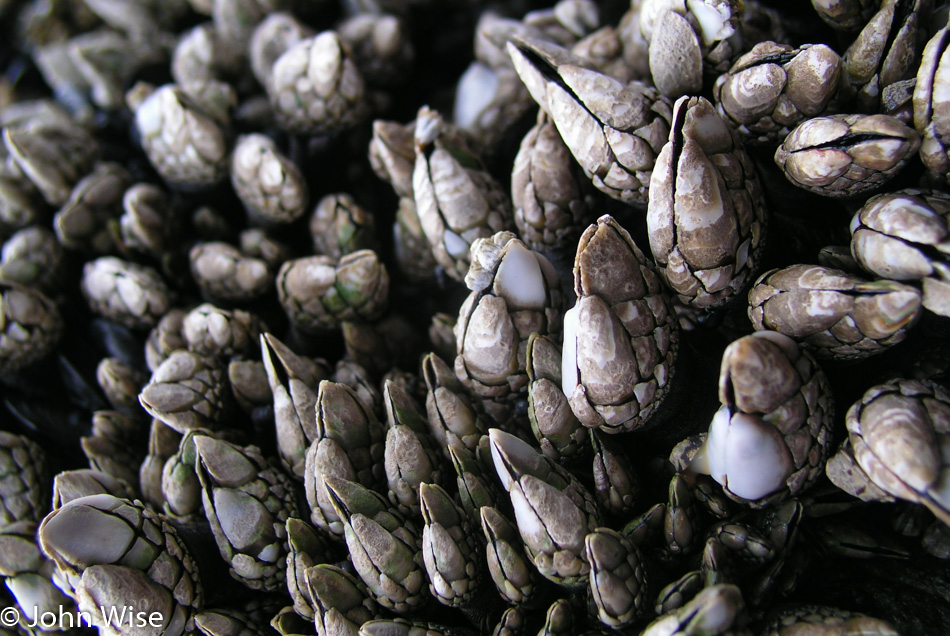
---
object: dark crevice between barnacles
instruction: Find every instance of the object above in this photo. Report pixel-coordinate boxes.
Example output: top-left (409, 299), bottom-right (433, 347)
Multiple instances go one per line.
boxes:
top-left (170, 515), bottom-right (238, 608)
top-left (920, 29), bottom-right (950, 100)
top-left (735, 51), bottom-right (798, 74)
top-left (492, 445), bottom-right (520, 485)
top-left (882, 0), bottom-right (918, 65)
top-left (792, 132), bottom-right (908, 152)
top-left (835, 539), bottom-right (911, 559)
top-left (860, 232), bottom-right (950, 270)
top-left (509, 40), bottom-right (624, 181)
top-left (518, 483), bottom-right (570, 553)
top-left (263, 339), bottom-right (291, 390)
top-left (721, 374), bottom-right (737, 411)
top-left (316, 393), bottom-right (330, 434)
top-left (823, 284), bottom-right (915, 300)
top-left (322, 479), bottom-right (353, 523)
top-left (510, 42), bottom-right (571, 102)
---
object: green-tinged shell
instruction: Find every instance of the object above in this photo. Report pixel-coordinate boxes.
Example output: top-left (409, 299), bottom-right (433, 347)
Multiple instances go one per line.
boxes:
top-left (586, 527), bottom-right (649, 628)
top-left (193, 436), bottom-right (299, 592)
top-left (37, 494), bottom-right (202, 635)
top-left (276, 252), bottom-right (389, 335)
top-left (423, 352), bottom-right (486, 459)
top-left (307, 563), bottom-right (379, 636)
top-left (0, 432), bottom-right (48, 527)
top-left (139, 350), bottom-right (231, 434)
top-left (419, 483), bottom-right (480, 608)
top-left (0, 283), bottom-right (63, 375)
top-left (194, 608), bottom-right (272, 636)
top-left (383, 380), bottom-right (443, 517)
top-left (53, 469), bottom-right (136, 509)
top-left (262, 332), bottom-right (330, 478)
top-left (480, 505), bottom-right (539, 607)
top-left (641, 584), bottom-right (745, 636)
top-left (285, 517), bottom-right (333, 620)
top-left (323, 476), bottom-right (427, 614)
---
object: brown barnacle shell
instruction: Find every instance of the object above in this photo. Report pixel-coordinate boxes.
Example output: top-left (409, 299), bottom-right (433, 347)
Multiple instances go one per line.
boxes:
top-left (309, 193), bottom-right (377, 259)
top-left (190, 241), bottom-right (274, 303)
top-left (774, 113), bottom-right (920, 198)
top-left (506, 37), bottom-right (674, 205)
top-left (914, 26), bottom-right (950, 181)
top-left (192, 433), bottom-right (299, 592)
top-left (713, 41), bottom-right (845, 146)
top-left (53, 161), bottom-right (131, 254)
top-left (97, 358), bottom-right (148, 415)
top-left (454, 231), bottom-right (564, 426)
top-left (0, 178), bottom-right (42, 239)
top-left (0, 283), bottom-right (63, 376)
top-left (138, 349), bottom-right (231, 433)
top-left (843, 378), bottom-right (950, 525)
top-left (337, 13), bottom-right (414, 88)
top-left (211, 0), bottom-right (287, 63)
top-left (139, 419), bottom-right (182, 509)
top-left (261, 332), bottom-right (330, 477)
top-left (453, 61), bottom-right (535, 159)
top-left (811, 0), bottom-right (880, 31)
top-left (0, 226), bottom-right (66, 294)
top-left (474, 11), bottom-right (574, 72)
top-left (81, 0), bottom-right (184, 37)
top-left (530, 0), bottom-right (601, 43)
top-left (146, 309), bottom-right (188, 373)
top-left (648, 95), bottom-right (767, 309)
top-left (748, 264), bottom-right (923, 360)
top-left (849, 188), bottom-right (950, 316)
top-left (182, 303), bottom-right (264, 359)
top-left (640, 0), bottom-right (743, 98)
top-left (617, 2), bottom-right (652, 84)
top-left (38, 494), bottom-right (203, 633)
top-left (276, 252), bottom-right (389, 335)
top-left (67, 29), bottom-right (166, 112)
top-left (526, 333), bottom-right (587, 463)
top-left (393, 197), bottom-right (437, 284)
top-left (31, 41), bottom-right (91, 120)
top-left (129, 82), bottom-right (231, 191)
top-left (511, 112), bottom-right (596, 253)
top-left (231, 133), bottom-right (308, 226)
top-left (267, 31), bottom-right (369, 137)
top-left (179, 80), bottom-right (237, 131)
top-left (562, 215), bottom-right (678, 433)
top-left (249, 13), bottom-right (313, 89)
top-left (882, 77), bottom-right (915, 121)
top-left (764, 605), bottom-right (899, 634)
top-left (81, 257), bottom-right (173, 330)
top-left (172, 23), bottom-right (236, 86)
top-left (120, 183), bottom-right (178, 258)
top-left (412, 106), bottom-right (513, 282)
top-left (843, 0), bottom-right (930, 114)
top-left (229, 358), bottom-right (272, 417)
top-left (2, 105), bottom-right (99, 207)
top-left (571, 25), bottom-right (636, 83)
top-left (239, 228), bottom-right (293, 271)
top-left (369, 119), bottom-right (416, 199)
top-left (343, 315), bottom-right (421, 384)
top-left (692, 332), bottom-right (834, 507)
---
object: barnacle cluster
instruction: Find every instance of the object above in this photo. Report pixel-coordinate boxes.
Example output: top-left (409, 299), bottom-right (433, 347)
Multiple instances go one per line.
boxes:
top-left (0, 0), bottom-right (949, 635)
